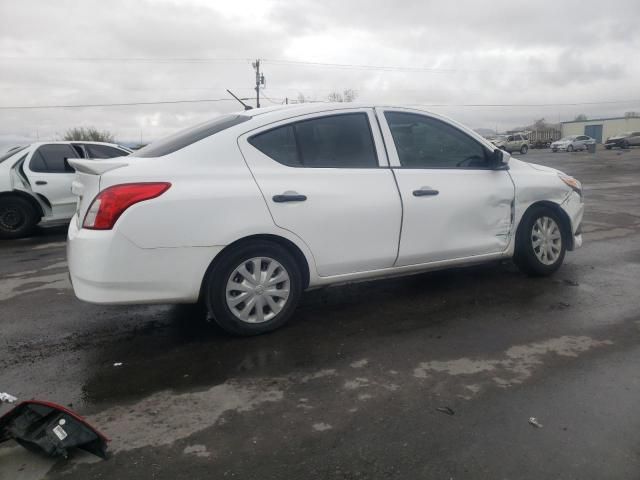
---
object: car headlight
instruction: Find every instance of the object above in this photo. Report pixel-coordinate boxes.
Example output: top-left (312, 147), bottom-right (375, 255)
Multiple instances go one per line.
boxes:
top-left (559, 173), bottom-right (582, 196)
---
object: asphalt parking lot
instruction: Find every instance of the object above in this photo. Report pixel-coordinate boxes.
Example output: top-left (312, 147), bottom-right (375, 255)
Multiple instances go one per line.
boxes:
top-left (1, 147), bottom-right (639, 479)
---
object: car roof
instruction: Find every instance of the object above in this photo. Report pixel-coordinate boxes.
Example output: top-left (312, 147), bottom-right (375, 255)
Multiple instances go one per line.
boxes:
top-left (236, 102), bottom-right (447, 123)
top-left (27, 141), bottom-right (127, 147)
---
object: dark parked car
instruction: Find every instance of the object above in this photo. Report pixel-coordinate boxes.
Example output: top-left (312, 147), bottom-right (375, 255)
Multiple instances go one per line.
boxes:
top-left (604, 132), bottom-right (640, 149)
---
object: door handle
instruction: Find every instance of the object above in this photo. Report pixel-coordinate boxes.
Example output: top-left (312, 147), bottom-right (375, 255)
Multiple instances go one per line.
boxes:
top-left (412, 187), bottom-right (439, 197)
top-left (272, 193), bottom-right (307, 203)
top-left (35, 181), bottom-right (48, 185)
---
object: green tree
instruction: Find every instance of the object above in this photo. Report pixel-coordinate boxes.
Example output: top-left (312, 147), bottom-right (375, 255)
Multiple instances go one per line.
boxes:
top-left (63, 127), bottom-right (115, 142)
top-left (573, 114), bottom-right (588, 121)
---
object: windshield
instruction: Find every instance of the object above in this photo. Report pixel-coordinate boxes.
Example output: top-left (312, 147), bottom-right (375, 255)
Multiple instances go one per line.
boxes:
top-left (0, 145), bottom-right (27, 164)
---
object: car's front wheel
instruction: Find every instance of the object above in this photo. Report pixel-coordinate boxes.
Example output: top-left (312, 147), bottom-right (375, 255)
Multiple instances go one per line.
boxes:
top-left (514, 207), bottom-right (567, 276)
top-left (567, 145), bottom-right (574, 152)
top-left (520, 144), bottom-right (528, 154)
top-left (0, 196), bottom-right (39, 239)
top-left (204, 241), bottom-right (302, 335)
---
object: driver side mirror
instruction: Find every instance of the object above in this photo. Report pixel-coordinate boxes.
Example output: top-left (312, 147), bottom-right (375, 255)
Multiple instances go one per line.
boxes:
top-left (492, 149), bottom-right (510, 169)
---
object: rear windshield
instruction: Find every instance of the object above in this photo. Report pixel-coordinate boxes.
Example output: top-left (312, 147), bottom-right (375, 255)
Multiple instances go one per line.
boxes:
top-left (131, 114), bottom-right (250, 158)
top-left (0, 145), bottom-right (27, 164)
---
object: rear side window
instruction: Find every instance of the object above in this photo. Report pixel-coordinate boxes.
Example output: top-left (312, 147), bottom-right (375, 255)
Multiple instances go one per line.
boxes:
top-left (249, 113), bottom-right (378, 168)
top-left (85, 144), bottom-right (130, 158)
top-left (131, 114), bottom-right (250, 158)
top-left (30, 144), bottom-right (78, 173)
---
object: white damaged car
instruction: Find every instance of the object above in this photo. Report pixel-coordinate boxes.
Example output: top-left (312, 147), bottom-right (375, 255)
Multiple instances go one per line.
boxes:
top-left (67, 104), bottom-right (584, 335)
top-left (0, 142), bottom-right (131, 238)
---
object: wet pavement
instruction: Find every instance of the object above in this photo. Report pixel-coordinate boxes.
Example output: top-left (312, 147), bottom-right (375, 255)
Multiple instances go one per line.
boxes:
top-left (1, 148), bottom-right (639, 479)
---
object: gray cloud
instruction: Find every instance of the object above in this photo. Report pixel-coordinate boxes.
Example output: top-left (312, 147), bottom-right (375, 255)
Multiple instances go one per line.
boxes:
top-left (1, 0), bottom-right (639, 149)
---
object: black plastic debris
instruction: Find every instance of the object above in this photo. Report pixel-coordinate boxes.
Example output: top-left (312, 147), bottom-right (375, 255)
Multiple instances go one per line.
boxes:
top-left (436, 406), bottom-right (455, 416)
top-left (0, 400), bottom-right (108, 459)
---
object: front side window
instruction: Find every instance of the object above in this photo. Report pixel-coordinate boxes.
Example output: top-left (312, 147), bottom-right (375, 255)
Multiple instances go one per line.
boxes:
top-left (249, 113), bottom-right (378, 168)
top-left (384, 112), bottom-right (489, 169)
top-left (29, 144), bottom-right (78, 173)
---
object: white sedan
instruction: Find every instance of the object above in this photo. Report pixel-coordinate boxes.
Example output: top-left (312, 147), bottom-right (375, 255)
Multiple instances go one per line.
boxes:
top-left (551, 135), bottom-right (595, 152)
top-left (67, 104), bottom-right (584, 335)
top-left (0, 141), bottom-right (131, 238)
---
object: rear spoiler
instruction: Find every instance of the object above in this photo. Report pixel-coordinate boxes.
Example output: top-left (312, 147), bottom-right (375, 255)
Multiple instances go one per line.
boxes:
top-left (68, 158), bottom-right (128, 175)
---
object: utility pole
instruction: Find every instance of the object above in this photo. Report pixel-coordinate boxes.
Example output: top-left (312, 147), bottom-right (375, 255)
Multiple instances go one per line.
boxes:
top-left (252, 59), bottom-right (265, 108)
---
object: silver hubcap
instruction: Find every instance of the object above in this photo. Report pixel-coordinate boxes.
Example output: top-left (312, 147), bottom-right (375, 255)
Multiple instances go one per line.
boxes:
top-left (531, 216), bottom-right (562, 265)
top-left (225, 257), bottom-right (290, 324)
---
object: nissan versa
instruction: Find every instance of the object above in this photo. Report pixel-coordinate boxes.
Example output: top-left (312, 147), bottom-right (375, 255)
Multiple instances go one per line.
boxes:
top-left (67, 104), bottom-right (584, 335)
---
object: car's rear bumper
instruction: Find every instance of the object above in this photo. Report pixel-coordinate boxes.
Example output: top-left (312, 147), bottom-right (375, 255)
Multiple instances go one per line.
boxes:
top-left (67, 216), bottom-right (223, 304)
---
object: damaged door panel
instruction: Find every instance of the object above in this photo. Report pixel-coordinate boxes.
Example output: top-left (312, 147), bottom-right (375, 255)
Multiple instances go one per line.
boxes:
top-left (0, 401), bottom-right (109, 459)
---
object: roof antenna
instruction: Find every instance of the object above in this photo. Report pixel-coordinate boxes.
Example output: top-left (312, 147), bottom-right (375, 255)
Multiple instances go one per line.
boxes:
top-left (226, 89), bottom-right (253, 110)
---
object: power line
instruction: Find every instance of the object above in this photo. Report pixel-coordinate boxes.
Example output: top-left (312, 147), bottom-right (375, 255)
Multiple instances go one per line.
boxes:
top-left (0, 56), bottom-right (620, 76)
top-left (0, 56), bottom-right (251, 64)
top-left (0, 98), bottom-right (258, 110)
top-left (261, 58), bottom-right (615, 76)
top-left (417, 100), bottom-right (640, 107)
top-left (0, 97), bottom-right (637, 111)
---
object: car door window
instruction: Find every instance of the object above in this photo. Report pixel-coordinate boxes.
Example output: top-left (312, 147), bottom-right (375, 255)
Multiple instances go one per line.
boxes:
top-left (29, 144), bottom-right (78, 173)
top-left (249, 113), bottom-right (378, 168)
top-left (85, 144), bottom-right (130, 158)
top-left (384, 111), bottom-right (489, 168)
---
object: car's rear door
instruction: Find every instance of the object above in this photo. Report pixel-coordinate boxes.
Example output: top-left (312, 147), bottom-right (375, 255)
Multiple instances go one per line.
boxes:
top-left (376, 108), bottom-right (515, 266)
top-left (239, 109), bottom-right (402, 277)
top-left (24, 144), bottom-right (80, 218)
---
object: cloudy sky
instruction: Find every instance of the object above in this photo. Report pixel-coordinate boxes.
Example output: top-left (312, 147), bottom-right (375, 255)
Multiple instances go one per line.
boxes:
top-left (1, 0), bottom-right (639, 148)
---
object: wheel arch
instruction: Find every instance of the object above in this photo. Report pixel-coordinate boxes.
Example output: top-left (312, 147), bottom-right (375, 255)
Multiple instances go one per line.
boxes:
top-left (198, 233), bottom-right (312, 302)
top-left (0, 190), bottom-right (45, 218)
top-left (516, 200), bottom-right (574, 250)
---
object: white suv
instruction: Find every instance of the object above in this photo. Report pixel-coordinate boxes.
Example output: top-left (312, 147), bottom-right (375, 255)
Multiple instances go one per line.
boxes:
top-left (67, 104), bottom-right (584, 335)
top-left (0, 142), bottom-right (131, 238)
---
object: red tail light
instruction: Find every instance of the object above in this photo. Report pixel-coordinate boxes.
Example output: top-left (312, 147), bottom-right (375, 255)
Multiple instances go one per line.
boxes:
top-left (83, 183), bottom-right (171, 230)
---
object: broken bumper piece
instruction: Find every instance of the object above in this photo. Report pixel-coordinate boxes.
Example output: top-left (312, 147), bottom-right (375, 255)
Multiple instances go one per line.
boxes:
top-left (0, 400), bottom-right (109, 459)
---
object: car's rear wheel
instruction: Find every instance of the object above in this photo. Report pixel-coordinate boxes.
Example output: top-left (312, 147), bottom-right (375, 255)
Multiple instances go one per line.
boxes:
top-left (204, 241), bottom-right (302, 335)
top-left (520, 144), bottom-right (528, 154)
top-left (0, 196), bottom-right (39, 239)
top-left (567, 145), bottom-right (574, 152)
top-left (605, 145), bottom-right (612, 150)
top-left (514, 207), bottom-right (567, 276)
top-left (622, 140), bottom-right (630, 149)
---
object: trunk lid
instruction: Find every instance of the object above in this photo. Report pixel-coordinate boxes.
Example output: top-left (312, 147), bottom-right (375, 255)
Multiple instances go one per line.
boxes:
top-left (68, 159), bottom-right (128, 227)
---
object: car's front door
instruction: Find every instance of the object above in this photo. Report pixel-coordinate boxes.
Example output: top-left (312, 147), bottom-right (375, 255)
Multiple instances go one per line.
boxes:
top-left (239, 109), bottom-right (402, 277)
top-left (24, 144), bottom-right (80, 218)
top-left (377, 108), bottom-right (515, 266)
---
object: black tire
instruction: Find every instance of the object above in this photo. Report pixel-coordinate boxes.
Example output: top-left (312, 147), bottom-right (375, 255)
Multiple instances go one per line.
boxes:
top-left (204, 241), bottom-right (303, 336)
top-left (514, 207), bottom-right (567, 277)
top-left (622, 140), bottom-right (630, 149)
top-left (567, 145), bottom-right (574, 152)
top-left (605, 145), bottom-right (612, 150)
top-left (552, 149), bottom-right (558, 153)
top-left (520, 144), bottom-right (528, 154)
top-left (0, 196), bottom-right (39, 239)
